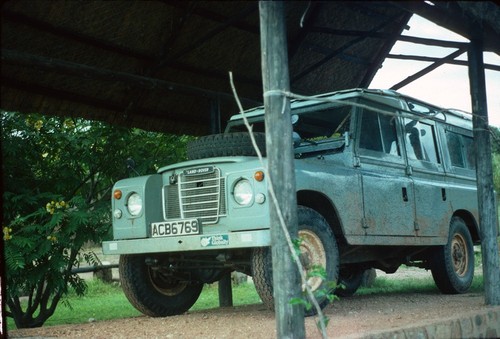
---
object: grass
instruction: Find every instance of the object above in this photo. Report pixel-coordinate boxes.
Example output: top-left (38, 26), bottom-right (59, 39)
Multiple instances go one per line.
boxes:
top-left (6, 280), bottom-right (262, 330)
top-left (6, 269), bottom-right (486, 331)
top-left (358, 272), bottom-right (484, 296)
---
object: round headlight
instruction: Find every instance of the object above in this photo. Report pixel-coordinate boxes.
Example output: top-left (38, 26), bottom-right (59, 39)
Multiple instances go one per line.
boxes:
top-left (233, 179), bottom-right (253, 206)
top-left (127, 192), bottom-right (143, 216)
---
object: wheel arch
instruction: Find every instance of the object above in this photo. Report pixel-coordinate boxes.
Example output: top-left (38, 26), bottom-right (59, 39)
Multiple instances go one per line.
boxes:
top-left (297, 190), bottom-right (347, 245)
top-left (453, 209), bottom-right (480, 243)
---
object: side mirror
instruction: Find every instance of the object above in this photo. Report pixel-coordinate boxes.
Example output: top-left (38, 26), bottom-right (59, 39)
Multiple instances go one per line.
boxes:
top-left (126, 158), bottom-right (140, 176)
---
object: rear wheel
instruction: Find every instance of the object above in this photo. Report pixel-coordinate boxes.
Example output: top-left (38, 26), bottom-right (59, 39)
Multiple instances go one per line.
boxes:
top-left (251, 206), bottom-right (339, 316)
top-left (119, 254), bottom-right (203, 317)
top-left (430, 216), bottom-right (474, 294)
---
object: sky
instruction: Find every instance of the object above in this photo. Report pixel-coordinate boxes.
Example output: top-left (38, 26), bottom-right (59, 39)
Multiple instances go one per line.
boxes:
top-left (369, 15), bottom-right (500, 127)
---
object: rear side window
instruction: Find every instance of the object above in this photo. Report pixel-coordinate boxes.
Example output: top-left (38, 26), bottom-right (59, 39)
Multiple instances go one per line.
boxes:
top-left (446, 130), bottom-right (475, 170)
top-left (403, 119), bottom-right (440, 163)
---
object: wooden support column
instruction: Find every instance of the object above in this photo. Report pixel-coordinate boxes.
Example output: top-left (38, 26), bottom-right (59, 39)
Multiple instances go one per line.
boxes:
top-left (259, 1), bottom-right (305, 337)
top-left (210, 95), bottom-right (221, 134)
top-left (468, 38), bottom-right (500, 305)
top-left (210, 95), bottom-right (232, 307)
top-left (218, 273), bottom-right (233, 307)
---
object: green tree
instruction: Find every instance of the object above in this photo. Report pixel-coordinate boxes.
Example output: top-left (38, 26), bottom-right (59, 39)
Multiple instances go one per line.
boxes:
top-left (1, 111), bottom-right (192, 328)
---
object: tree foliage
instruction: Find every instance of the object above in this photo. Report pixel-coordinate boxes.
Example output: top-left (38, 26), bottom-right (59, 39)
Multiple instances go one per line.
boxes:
top-left (1, 111), bottom-right (192, 328)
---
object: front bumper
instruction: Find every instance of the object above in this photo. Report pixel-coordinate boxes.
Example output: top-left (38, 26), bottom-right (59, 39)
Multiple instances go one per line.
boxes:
top-left (102, 229), bottom-right (271, 255)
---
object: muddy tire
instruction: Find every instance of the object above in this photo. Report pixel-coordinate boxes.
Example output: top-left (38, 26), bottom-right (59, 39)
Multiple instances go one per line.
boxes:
top-left (251, 206), bottom-right (340, 316)
top-left (430, 216), bottom-right (474, 294)
top-left (187, 132), bottom-right (266, 160)
top-left (119, 254), bottom-right (203, 317)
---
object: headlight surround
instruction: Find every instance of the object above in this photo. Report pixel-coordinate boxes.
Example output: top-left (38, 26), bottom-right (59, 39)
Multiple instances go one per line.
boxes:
top-left (127, 192), bottom-right (143, 216)
top-left (233, 179), bottom-right (253, 206)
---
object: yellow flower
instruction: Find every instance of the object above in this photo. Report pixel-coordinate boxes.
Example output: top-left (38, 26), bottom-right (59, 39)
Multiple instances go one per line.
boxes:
top-left (63, 119), bottom-right (75, 129)
top-left (59, 201), bottom-right (66, 208)
top-left (47, 235), bottom-right (57, 243)
top-left (3, 227), bottom-right (13, 240)
top-left (34, 120), bottom-right (43, 131)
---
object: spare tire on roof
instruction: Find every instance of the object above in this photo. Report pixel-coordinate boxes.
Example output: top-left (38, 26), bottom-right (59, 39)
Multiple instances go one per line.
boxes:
top-left (187, 132), bottom-right (266, 160)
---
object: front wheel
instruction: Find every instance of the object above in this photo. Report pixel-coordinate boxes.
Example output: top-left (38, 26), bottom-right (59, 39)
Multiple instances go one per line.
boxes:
top-left (119, 254), bottom-right (203, 317)
top-left (430, 216), bottom-right (474, 294)
top-left (251, 206), bottom-right (340, 316)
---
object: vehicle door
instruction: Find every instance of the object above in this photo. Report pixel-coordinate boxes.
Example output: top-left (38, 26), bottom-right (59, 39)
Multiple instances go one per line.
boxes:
top-left (402, 116), bottom-right (450, 239)
top-left (356, 103), bottom-right (416, 238)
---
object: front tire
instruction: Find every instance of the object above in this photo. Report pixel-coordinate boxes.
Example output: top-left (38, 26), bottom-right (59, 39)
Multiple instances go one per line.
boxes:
top-left (119, 254), bottom-right (203, 317)
top-left (251, 206), bottom-right (340, 316)
top-left (430, 216), bottom-right (474, 294)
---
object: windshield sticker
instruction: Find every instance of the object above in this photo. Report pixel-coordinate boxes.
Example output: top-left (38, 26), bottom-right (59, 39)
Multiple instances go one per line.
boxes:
top-left (200, 234), bottom-right (229, 247)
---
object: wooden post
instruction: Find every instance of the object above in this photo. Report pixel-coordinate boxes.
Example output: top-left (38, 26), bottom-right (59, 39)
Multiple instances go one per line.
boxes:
top-left (259, 1), bottom-right (305, 338)
top-left (210, 95), bottom-right (221, 134)
top-left (468, 38), bottom-right (500, 305)
top-left (218, 273), bottom-right (233, 307)
top-left (210, 95), bottom-right (233, 308)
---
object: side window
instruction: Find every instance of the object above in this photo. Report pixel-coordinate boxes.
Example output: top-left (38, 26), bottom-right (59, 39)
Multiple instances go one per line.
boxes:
top-left (446, 132), bottom-right (464, 167)
top-left (359, 109), bottom-right (400, 155)
top-left (403, 119), bottom-right (440, 163)
top-left (446, 130), bottom-right (475, 170)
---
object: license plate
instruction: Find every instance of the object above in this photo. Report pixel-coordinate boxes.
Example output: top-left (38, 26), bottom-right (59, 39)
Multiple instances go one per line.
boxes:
top-left (150, 219), bottom-right (200, 238)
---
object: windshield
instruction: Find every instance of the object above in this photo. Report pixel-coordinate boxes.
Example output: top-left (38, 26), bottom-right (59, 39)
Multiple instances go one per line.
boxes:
top-left (226, 101), bottom-right (353, 145)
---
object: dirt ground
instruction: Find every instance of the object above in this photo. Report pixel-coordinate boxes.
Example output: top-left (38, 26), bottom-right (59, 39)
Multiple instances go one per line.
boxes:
top-left (8, 267), bottom-right (493, 339)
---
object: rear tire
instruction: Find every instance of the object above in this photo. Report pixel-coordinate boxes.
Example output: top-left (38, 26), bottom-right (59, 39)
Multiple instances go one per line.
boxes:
top-left (251, 206), bottom-right (340, 316)
top-left (119, 254), bottom-right (203, 317)
top-left (430, 216), bottom-right (474, 294)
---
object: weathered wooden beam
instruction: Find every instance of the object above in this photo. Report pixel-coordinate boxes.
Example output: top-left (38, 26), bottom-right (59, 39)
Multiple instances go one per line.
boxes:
top-left (259, 1), bottom-right (305, 337)
top-left (310, 27), bottom-right (469, 49)
top-left (468, 38), bottom-right (500, 306)
top-left (1, 76), bottom-right (207, 133)
top-left (155, 5), bottom-right (259, 70)
top-left (387, 54), bottom-right (500, 72)
top-left (390, 48), bottom-right (466, 90)
top-left (210, 96), bottom-right (222, 134)
top-left (1, 49), bottom-right (261, 107)
top-left (292, 13), bottom-right (404, 83)
top-left (163, 1), bottom-right (260, 34)
top-left (359, 12), bottom-right (412, 87)
top-left (391, 2), bottom-right (500, 53)
top-left (2, 8), bottom-right (261, 90)
top-left (2, 9), bottom-right (151, 61)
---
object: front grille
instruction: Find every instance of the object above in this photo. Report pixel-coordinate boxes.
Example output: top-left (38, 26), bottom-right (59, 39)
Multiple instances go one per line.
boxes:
top-left (164, 168), bottom-right (226, 224)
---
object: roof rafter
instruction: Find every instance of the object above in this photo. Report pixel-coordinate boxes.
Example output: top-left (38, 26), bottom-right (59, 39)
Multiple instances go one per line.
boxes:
top-left (2, 76), bottom-right (207, 132)
top-left (2, 9), bottom-right (151, 60)
top-left (387, 53), bottom-right (500, 71)
top-left (292, 12), bottom-right (405, 83)
top-left (1, 49), bottom-right (261, 106)
top-left (310, 27), bottom-right (469, 49)
top-left (390, 47), bottom-right (467, 90)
